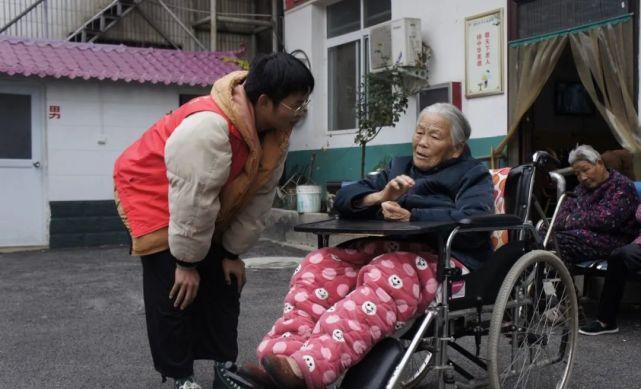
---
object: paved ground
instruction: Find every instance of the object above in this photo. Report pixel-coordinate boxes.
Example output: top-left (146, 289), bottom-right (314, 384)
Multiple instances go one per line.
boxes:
top-left (1, 241), bottom-right (640, 388)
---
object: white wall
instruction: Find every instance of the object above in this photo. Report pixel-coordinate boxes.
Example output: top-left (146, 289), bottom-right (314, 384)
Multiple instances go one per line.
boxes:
top-left (46, 80), bottom-right (207, 201)
top-left (284, 0), bottom-right (508, 152)
top-left (397, 0), bottom-right (509, 140)
top-left (283, 4), bottom-right (330, 151)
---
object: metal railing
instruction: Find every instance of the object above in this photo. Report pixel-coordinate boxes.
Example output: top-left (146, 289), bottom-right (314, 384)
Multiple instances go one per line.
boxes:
top-left (1, 0), bottom-right (115, 41)
top-left (0, 0), bottom-right (276, 55)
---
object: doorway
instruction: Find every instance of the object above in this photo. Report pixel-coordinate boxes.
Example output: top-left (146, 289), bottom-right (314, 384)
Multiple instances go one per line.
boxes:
top-left (0, 82), bottom-right (47, 247)
top-left (518, 46), bottom-right (620, 167)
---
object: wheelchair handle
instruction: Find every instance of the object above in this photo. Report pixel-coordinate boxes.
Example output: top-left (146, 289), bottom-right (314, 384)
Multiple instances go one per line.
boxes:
top-left (549, 171), bottom-right (566, 201)
top-left (532, 150), bottom-right (561, 172)
top-left (543, 191), bottom-right (575, 248)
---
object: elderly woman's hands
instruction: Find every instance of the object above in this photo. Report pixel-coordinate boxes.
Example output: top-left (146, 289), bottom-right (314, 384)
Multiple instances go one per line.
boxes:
top-left (381, 175), bottom-right (415, 202)
top-left (382, 201), bottom-right (411, 222)
top-left (359, 175), bottom-right (415, 207)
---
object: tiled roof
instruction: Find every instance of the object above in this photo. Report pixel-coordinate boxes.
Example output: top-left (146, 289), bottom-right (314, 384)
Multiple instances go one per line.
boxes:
top-left (0, 36), bottom-right (240, 87)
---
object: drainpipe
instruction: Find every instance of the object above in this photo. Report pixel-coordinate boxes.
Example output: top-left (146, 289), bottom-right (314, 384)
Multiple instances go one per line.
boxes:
top-left (272, 0), bottom-right (278, 52)
top-left (210, 0), bottom-right (217, 51)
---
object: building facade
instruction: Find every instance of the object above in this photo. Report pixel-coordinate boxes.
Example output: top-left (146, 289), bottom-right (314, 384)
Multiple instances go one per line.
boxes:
top-left (0, 38), bottom-right (238, 248)
top-left (283, 0), bottom-right (641, 188)
top-left (0, 0), bottom-right (278, 249)
top-left (283, 0), bottom-right (508, 187)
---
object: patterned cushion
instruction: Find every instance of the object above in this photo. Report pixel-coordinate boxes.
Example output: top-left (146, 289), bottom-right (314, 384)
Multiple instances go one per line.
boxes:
top-left (490, 168), bottom-right (511, 249)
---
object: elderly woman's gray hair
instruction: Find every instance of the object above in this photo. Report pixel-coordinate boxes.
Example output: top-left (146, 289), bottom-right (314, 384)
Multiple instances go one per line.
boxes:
top-left (419, 103), bottom-right (471, 145)
top-left (568, 144), bottom-right (602, 165)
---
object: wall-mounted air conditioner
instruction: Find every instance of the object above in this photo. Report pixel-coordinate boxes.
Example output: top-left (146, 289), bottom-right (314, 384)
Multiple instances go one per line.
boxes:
top-left (369, 18), bottom-right (422, 72)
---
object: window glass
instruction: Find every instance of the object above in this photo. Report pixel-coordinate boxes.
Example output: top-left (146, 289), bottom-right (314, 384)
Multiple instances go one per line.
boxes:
top-left (364, 0), bottom-right (391, 28)
top-left (0, 93), bottom-right (31, 159)
top-left (328, 41), bottom-right (359, 130)
top-left (327, 0), bottom-right (361, 38)
top-left (364, 36), bottom-right (369, 76)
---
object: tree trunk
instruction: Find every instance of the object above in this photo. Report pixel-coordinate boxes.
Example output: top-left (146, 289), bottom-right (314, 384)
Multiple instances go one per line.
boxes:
top-left (360, 142), bottom-right (367, 179)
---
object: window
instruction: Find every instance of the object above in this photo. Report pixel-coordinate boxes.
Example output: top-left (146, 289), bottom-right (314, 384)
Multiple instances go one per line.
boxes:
top-left (364, 0), bottom-right (391, 28)
top-left (327, 0), bottom-right (391, 132)
top-left (327, 0), bottom-right (361, 38)
top-left (0, 93), bottom-right (31, 159)
top-left (329, 41), bottom-right (360, 131)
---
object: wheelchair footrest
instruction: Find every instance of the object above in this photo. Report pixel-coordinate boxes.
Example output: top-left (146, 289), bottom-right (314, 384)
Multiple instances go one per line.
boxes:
top-left (340, 337), bottom-right (404, 389)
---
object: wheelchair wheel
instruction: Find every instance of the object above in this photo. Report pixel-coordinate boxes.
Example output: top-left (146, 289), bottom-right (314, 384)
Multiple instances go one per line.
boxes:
top-left (398, 337), bottom-right (433, 388)
top-left (487, 250), bottom-right (578, 389)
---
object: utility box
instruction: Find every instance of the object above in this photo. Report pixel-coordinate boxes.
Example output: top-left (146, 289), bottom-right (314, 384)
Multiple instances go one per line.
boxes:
top-left (369, 18), bottom-right (422, 72)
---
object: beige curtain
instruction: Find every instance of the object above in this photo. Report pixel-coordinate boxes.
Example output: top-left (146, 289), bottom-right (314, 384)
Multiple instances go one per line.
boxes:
top-left (569, 21), bottom-right (641, 152)
top-left (493, 35), bottom-right (568, 160)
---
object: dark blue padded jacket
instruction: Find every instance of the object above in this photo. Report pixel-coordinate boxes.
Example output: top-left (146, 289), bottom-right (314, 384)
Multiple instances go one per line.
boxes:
top-left (334, 151), bottom-right (494, 269)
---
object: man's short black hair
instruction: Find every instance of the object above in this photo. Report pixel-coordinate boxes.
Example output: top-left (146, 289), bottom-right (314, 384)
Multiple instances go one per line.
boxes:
top-left (244, 52), bottom-right (314, 105)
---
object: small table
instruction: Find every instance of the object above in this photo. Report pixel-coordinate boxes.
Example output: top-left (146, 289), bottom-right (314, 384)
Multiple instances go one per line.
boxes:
top-left (294, 218), bottom-right (458, 248)
top-left (294, 218), bottom-right (460, 281)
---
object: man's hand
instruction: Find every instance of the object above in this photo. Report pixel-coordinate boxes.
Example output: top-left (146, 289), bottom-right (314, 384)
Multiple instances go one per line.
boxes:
top-left (170, 267), bottom-right (200, 310)
top-left (222, 258), bottom-right (246, 293)
top-left (382, 201), bottom-right (411, 222)
top-left (360, 175), bottom-right (415, 207)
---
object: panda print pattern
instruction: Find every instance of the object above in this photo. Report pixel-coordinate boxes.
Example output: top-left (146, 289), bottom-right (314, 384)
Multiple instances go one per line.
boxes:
top-left (256, 238), bottom-right (467, 388)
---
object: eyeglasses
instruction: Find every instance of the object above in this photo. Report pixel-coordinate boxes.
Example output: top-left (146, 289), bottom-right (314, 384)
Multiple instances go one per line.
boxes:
top-left (280, 98), bottom-right (310, 115)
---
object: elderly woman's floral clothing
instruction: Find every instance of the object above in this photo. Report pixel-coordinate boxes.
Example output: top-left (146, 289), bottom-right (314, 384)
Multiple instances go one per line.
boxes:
top-left (554, 169), bottom-right (639, 262)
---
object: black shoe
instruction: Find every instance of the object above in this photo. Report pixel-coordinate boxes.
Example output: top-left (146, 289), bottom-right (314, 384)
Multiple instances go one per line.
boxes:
top-left (579, 320), bottom-right (619, 336)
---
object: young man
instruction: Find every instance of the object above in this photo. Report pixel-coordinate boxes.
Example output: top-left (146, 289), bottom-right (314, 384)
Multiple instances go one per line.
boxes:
top-left (113, 52), bottom-right (314, 389)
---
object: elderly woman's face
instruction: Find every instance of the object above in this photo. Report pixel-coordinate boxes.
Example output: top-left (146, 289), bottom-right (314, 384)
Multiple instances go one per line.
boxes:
top-left (412, 112), bottom-right (463, 171)
top-left (572, 160), bottom-right (608, 189)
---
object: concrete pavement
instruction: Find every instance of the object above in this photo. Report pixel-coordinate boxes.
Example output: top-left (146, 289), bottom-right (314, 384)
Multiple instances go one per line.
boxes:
top-left (1, 241), bottom-right (640, 388)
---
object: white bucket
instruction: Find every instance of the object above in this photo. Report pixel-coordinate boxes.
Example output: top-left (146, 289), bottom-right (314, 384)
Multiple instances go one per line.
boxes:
top-left (296, 185), bottom-right (322, 213)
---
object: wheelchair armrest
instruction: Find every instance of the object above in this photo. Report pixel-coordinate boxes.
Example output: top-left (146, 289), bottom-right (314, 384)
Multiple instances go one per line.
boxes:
top-left (459, 214), bottom-right (523, 229)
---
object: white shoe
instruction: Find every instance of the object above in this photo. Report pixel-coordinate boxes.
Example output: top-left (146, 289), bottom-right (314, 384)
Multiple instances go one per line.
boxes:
top-left (176, 379), bottom-right (202, 389)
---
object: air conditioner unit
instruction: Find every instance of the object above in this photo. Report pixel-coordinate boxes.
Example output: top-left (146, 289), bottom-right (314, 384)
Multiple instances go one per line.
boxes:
top-left (369, 18), bottom-right (422, 72)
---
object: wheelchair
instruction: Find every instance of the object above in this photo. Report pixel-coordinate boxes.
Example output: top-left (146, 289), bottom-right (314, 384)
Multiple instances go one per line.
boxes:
top-left (295, 151), bottom-right (578, 389)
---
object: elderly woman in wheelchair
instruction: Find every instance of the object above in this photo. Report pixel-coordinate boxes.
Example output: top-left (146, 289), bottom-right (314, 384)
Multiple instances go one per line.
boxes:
top-left (235, 103), bottom-right (496, 388)
top-left (237, 103), bottom-right (579, 389)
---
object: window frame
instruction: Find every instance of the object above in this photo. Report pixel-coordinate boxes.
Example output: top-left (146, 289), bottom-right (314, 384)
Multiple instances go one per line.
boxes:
top-left (325, 0), bottom-right (390, 135)
top-left (0, 85), bottom-right (43, 169)
top-left (327, 35), bottom-right (362, 134)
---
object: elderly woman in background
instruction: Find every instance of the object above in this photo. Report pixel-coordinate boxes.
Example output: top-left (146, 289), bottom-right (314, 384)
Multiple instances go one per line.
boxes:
top-left (553, 144), bottom-right (639, 263)
top-left (240, 103), bottom-right (494, 389)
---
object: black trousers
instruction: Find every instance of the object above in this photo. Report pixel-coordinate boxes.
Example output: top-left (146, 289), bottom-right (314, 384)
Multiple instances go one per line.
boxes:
top-left (597, 243), bottom-right (641, 325)
top-left (141, 247), bottom-right (240, 379)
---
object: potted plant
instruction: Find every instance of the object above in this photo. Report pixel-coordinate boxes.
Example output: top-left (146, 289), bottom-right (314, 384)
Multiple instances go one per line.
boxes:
top-left (354, 46), bottom-right (431, 178)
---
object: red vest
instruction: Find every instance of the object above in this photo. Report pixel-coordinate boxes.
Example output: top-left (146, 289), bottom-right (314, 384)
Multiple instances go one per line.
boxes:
top-left (113, 96), bottom-right (249, 237)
